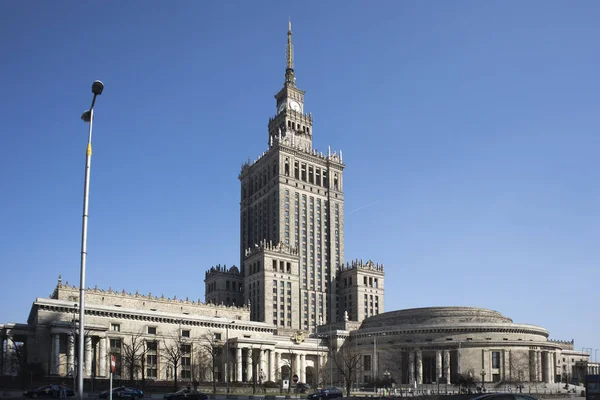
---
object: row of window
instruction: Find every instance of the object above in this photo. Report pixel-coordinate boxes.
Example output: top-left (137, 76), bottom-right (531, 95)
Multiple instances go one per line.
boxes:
top-left (111, 324), bottom-right (192, 338)
top-left (206, 280), bottom-right (241, 293)
top-left (283, 158), bottom-right (340, 191)
top-left (109, 338), bottom-right (192, 379)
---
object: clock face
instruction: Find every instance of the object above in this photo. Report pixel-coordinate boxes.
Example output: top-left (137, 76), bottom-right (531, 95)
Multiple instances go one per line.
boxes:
top-left (290, 101), bottom-right (301, 112)
top-left (278, 103), bottom-right (286, 113)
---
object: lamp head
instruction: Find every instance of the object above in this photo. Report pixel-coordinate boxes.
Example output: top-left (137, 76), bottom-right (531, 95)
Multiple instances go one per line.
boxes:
top-left (81, 110), bottom-right (91, 122)
top-left (92, 80), bottom-right (104, 96)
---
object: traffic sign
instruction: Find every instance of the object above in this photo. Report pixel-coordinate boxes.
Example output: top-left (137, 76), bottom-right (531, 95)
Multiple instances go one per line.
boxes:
top-left (110, 354), bottom-right (116, 374)
top-left (293, 374), bottom-right (299, 383)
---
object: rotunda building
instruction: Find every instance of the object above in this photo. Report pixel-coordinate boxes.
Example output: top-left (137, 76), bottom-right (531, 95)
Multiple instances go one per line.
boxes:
top-left (348, 306), bottom-right (567, 386)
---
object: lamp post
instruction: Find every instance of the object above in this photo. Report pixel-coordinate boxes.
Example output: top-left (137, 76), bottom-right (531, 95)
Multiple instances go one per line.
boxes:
top-left (71, 304), bottom-right (77, 393)
top-left (481, 369), bottom-right (486, 391)
top-left (77, 80), bottom-right (104, 400)
top-left (383, 371), bottom-right (391, 389)
top-left (225, 321), bottom-right (235, 393)
top-left (368, 334), bottom-right (377, 394)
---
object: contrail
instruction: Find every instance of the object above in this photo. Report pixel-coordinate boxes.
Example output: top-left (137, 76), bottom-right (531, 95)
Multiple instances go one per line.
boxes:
top-left (348, 200), bottom-right (381, 214)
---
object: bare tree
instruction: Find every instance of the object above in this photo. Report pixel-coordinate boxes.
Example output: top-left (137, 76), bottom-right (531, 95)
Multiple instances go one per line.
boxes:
top-left (249, 345), bottom-right (266, 394)
top-left (332, 341), bottom-right (362, 397)
top-left (279, 348), bottom-right (296, 394)
top-left (191, 345), bottom-right (212, 387)
top-left (507, 351), bottom-right (529, 392)
top-left (195, 331), bottom-right (223, 393)
top-left (121, 332), bottom-right (146, 382)
top-left (161, 334), bottom-right (186, 390)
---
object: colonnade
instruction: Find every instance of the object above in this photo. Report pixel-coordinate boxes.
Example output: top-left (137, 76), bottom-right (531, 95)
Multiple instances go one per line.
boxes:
top-left (529, 349), bottom-right (555, 384)
top-left (49, 331), bottom-right (108, 378)
top-left (229, 347), bottom-right (321, 383)
top-left (395, 349), bottom-right (452, 385)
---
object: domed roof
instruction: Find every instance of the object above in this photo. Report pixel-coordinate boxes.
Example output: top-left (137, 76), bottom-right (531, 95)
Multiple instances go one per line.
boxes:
top-left (360, 307), bottom-right (513, 330)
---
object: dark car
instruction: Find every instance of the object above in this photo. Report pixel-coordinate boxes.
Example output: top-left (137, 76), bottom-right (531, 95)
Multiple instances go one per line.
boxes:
top-left (307, 387), bottom-right (343, 400)
top-left (296, 383), bottom-right (311, 393)
top-left (163, 388), bottom-right (208, 400)
top-left (24, 385), bottom-right (75, 399)
top-left (99, 386), bottom-right (144, 400)
top-left (470, 394), bottom-right (537, 400)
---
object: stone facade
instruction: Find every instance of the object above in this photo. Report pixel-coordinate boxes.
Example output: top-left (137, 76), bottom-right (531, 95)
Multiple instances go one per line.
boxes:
top-left (1, 284), bottom-right (596, 385)
top-left (205, 22), bottom-right (384, 332)
top-left (1, 22), bottom-right (597, 388)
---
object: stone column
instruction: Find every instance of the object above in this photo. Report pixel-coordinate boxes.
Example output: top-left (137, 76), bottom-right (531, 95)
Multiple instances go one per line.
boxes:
top-left (258, 349), bottom-right (264, 382)
top-left (416, 350), bottom-right (423, 385)
top-left (0, 337), bottom-right (4, 375)
top-left (67, 334), bottom-right (75, 374)
top-left (98, 337), bottom-right (106, 377)
top-left (277, 351), bottom-right (282, 381)
top-left (295, 353), bottom-right (300, 377)
top-left (236, 348), bottom-right (243, 382)
top-left (408, 351), bottom-right (415, 385)
top-left (246, 348), bottom-right (252, 382)
top-left (52, 334), bottom-right (60, 375)
top-left (0, 337), bottom-right (8, 376)
top-left (443, 350), bottom-right (451, 384)
top-left (397, 352), bottom-right (403, 385)
top-left (545, 351), bottom-right (552, 384)
top-left (537, 351), bottom-right (543, 382)
top-left (300, 354), bottom-right (306, 382)
top-left (269, 350), bottom-right (275, 382)
top-left (5, 338), bottom-right (14, 376)
top-left (436, 351), bottom-right (442, 382)
top-left (84, 336), bottom-right (92, 377)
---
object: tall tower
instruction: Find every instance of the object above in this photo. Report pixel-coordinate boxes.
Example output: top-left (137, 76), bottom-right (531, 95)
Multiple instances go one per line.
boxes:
top-left (238, 22), bottom-right (346, 331)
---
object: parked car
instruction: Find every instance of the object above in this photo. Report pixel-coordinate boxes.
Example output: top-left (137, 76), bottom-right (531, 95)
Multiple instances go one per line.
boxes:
top-left (307, 387), bottom-right (343, 400)
top-left (24, 385), bottom-right (75, 398)
top-left (470, 394), bottom-right (538, 400)
top-left (163, 388), bottom-right (208, 400)
top-left (99, 386), bottom-right (144, 400)
top-left (296, 382), bottom-right (311, 393)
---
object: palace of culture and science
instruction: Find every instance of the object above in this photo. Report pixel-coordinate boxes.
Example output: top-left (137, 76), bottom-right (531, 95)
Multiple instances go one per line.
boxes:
top-left (1, 23), bottom-right (596, 388)
top-left (204, 21), bottom-right (385, 332)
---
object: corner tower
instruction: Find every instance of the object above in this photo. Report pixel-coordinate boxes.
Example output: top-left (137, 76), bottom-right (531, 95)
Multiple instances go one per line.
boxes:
top-left (239, 22), bottom-right (346, 331)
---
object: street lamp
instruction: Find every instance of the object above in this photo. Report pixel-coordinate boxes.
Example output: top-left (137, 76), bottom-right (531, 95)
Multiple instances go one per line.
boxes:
top-left (77, 80), bottom-right (104, 400)
top-left (71, 304), bottom-right (77, 392)
top-left (481, 369), bottom-right (486, 391)
top-left (225, 321), bottom-right (235, 393)
top-left (383, 371), bottom-right (391, 389)
top-left (368, 334), bottom-right (377, 394)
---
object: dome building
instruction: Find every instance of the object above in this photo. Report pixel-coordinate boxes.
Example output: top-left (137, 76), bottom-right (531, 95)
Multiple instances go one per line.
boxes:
top-left (319, 306), bottom-right (597, 388)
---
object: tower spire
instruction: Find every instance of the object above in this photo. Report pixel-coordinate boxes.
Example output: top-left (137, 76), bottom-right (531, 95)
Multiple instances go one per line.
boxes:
top-left (287, 20), bottom-right (293, 69)
top-left (285, 20), bottom-right (295, 87)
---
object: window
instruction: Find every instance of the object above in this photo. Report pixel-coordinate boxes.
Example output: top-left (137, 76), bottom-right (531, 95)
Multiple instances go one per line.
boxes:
top-left (147, 327), bottom-right (157, 335)
top-left (364, 355), bottom-right (372, 371)
top-left (492, 351), bottom-right (501, 369)
top-left (146, 354), bottom-right (158, 378)
top-left (181, 330), bottom-right (190, 338)
top-left (214, 333), bottom-right (222, 340)
top-left (109, 339), bottom-right (122, 376)
top-left (111, 323), bottom-right (120, 332)
top-left (180, 344), bottom-right (192, 379)
top-left (146, 340), bottom-right (158, 378)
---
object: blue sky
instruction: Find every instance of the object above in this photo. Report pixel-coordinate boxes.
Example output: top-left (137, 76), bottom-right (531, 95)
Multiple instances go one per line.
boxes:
top-left (1, 1), bottom-right (599, 357)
